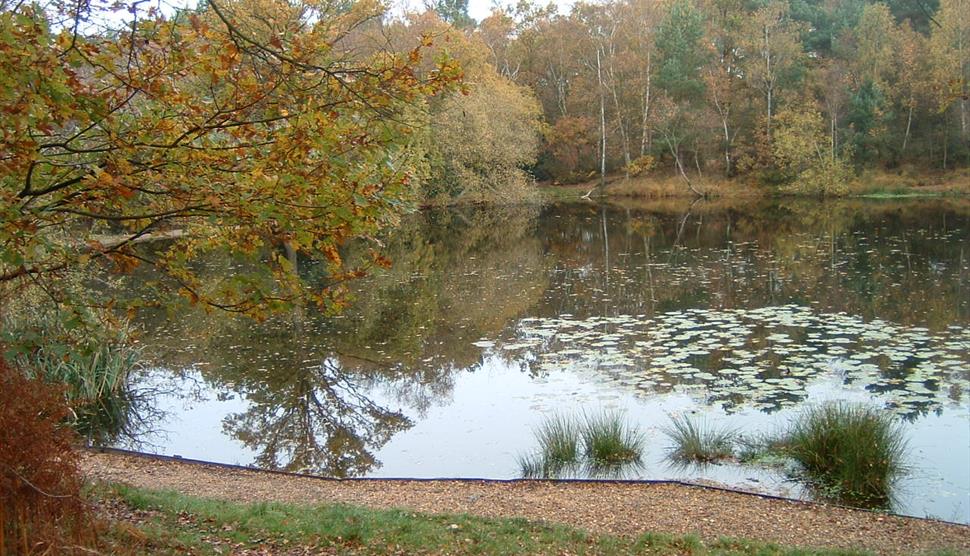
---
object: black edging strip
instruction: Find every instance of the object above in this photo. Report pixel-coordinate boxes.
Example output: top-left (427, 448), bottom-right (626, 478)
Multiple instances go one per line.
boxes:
top-left (88, 446), bottom-right (967, 527)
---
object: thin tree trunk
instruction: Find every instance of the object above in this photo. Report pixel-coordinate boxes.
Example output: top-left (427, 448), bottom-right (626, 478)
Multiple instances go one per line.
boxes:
top-left (831, 113), bottom-right (837, 160)
top-left (766, 86), bottom-right (773, 143)
top-left (960, 26), bottom-right (967, 138)
top-left (693, 144), bottom-right (703, 178)
top-left (640, 52), bottom-right (652, 156)
top-left (943, 112), bottom-right (948, 170)
top-left (604, 32), bottom-right (630, 171)
top-left (609, 74), bottom-right (632, 172)
top-left (666, 135), bottom-right (702, 197)
top-left (722, 117), bottom-right (731, 175)
top-left (283, 240), bottom-right (305, 329)
top-left (709, 68), bottom-right (732, 175)
top-left (902, 102), bottom-right (913, 155)
top-left (764, 24), bottom-right (773, 143)
top-left (961, 97), bottom-right (967, 139)
top-left (597, 46), bottom-right (607, 189)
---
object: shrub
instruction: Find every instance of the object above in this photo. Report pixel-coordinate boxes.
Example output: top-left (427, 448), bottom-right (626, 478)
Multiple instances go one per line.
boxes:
top-left (663, 415), bottom-right (737, 464)
top-left (780, 402), bottom-right (907, 508)
top-left (0, 357), bottom-right (92, 554)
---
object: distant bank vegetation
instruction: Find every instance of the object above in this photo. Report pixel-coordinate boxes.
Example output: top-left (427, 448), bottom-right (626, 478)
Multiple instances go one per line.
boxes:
top-left (414, 0), bottom-right (969, 199)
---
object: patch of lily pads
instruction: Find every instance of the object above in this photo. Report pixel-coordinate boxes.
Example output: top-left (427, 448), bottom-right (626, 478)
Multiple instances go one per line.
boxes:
top-left (473, 305), bottom-right (969, 417)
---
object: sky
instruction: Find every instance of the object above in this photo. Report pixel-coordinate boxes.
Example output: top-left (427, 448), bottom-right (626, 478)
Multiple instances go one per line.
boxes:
top-left (465, 0), bottom-right (575, 20)
top-left (393, 0), bottom-right (577, 22)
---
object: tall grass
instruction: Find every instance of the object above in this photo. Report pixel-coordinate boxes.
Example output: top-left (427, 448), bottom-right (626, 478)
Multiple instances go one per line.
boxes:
top-left (536, 414), bottom-right (580, 465)
top-left (580, 411), bottom-right (645, 466)
top-left (518, 412), bottom-right (644, 478)
top-left (663, 415), bottom-right (737, 464)
top-left (780, 402), bottom-right (907, 508)
top-left (21, 324), bottom-right (142, 444)
top-left (518, 414), bottom-right (580, 478)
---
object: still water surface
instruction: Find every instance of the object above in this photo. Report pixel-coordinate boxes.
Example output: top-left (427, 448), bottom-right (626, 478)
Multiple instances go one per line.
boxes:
top-left (122, 199), bottom-right (970, 523)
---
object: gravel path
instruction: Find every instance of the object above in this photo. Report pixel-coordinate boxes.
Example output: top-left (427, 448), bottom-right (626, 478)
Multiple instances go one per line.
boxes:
top-left (81, 450), bottom-right (969, 555)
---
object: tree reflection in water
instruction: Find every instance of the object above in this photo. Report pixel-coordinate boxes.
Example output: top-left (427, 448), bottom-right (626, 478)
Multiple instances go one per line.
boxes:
top-left (224, 356), bottom-right (411, 477)
top-left (125, 199), bottom-right (969, 478)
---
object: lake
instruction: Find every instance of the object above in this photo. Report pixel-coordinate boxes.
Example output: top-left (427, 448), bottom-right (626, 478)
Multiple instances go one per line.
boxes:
top-left (119, 198), bottom-right (970, 523)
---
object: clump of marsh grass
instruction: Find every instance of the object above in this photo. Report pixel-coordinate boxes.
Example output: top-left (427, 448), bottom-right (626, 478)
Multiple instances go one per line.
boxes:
top-left (663, 414), bottom-right (737, 465)
top-left (20, 323), bottom-right (143, 444)
top-left (518, 414), bottom-right (581, 478)
top-left (779, 401), bottom-right (907, 508)
top-left (518, 411), bottom-right (644, 478)
top-left (580, 411), bottom-right (645, 466)
top-left (536, 414), bottom-right (580, 465)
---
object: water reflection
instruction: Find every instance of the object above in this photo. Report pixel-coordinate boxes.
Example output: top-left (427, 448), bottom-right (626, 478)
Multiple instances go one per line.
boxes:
top-left (122, 199), bottom-right (969, 519)
top-left (220, 357), bottom-right (410, 476)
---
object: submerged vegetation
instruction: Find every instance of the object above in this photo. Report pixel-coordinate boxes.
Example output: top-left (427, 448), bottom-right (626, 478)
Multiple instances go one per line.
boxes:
top-left (519, 412), bottom-right (644, 478)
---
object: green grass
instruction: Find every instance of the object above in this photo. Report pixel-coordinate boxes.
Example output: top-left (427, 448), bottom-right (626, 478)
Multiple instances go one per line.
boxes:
top-left (856, 190), bottom-right (943, 199)
top-left (779, 402), bottom-right (907, 509)
top-left (519, 413), bottom-right (581, 478)
top-left (580, 411), bottom-right (645, 466)
top-left (536, 413), bottom-right (581, 465)
top-left (95, 483), bottom-right (872, 555)
top-left (22, 325), bottom-right (141, 443)
top-left (663, 415), bottom-right (738, 464)
top-left (519, 412), bottom-right (644, 478)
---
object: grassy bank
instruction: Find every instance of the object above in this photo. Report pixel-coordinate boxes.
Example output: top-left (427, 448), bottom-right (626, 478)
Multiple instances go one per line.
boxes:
top-left (540, 168), bottom-right (970, 202)
top-left (94, 483), bottom-right (871, 555)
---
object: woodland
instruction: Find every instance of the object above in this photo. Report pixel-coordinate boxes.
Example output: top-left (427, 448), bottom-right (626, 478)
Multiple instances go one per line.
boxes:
top-left (1, 1), bottom-right (969, 551)
top-left (2, 0), bottom-right (969, 318)
top-left (454, 0), bottom-right (970, 194)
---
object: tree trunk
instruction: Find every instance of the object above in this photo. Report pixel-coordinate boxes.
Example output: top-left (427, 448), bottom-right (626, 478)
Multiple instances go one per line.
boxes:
top-left (283, 240), bottom-right (305, 328)
top-left (640, 52), bottom-right (652, 156)
top-left (609, 70), bottom-right (632, 172)
top-left (666, 135), bottom-right (702, 197)
top-left (708, 71), bottom-right (732, 176)
top-left (693, 144), bottom-right (703, 178)
top-left (763, 24), bottom-right (773, 144)
top-left (597, 46), bottom-right (607, 189)
top-left (943, 112), bottom-right (950, 170)
top-left (766, 85), bottom-right (773, 143)
top-left (902, 102), bottom-right (913, 155)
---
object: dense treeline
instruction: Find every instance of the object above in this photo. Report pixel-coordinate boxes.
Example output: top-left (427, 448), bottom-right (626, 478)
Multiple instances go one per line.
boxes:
top-left (421, 0), bottom-right (969, 194)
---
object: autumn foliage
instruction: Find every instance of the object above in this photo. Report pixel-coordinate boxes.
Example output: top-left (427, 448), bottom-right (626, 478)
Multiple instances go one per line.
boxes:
top-left (0, 0), bottom-right (461, 322)
top-left (0, 358), bottom-right (91, 555)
